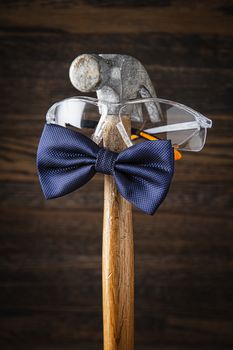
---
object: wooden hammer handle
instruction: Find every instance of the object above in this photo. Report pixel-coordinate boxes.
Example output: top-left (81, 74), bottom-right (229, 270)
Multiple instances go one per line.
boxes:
top-left (102, 116), bottom-right (134, 350)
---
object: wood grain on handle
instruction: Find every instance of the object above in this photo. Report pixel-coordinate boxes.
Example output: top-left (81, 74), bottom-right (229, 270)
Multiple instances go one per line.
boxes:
top-left (102, 115), bottom-right (134, 350)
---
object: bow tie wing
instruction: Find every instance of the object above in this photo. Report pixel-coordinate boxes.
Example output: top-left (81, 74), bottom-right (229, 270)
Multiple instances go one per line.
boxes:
top-left (113, 140), bottom-right (174, 215)
top-left (37, 124), bottom-right (100, 199)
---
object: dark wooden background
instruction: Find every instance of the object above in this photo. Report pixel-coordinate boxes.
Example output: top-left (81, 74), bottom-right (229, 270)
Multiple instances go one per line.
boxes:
top-left (0, 0), bottom-right (233, 349)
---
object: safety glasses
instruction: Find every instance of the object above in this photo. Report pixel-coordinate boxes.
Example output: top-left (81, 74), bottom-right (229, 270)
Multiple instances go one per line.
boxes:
top-left (46, 96), bottom-right (212, 153)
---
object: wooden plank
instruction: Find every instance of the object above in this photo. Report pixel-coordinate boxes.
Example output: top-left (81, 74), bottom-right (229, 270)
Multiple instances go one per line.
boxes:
top-left (1, 68), bottom-right (232, 116)
top-left (0, 0), bottom-right (233, 35)
top-left (0, 32), bottom-right (232, 116)
top-left (0, 308), bottom-right (233, 348)
top-left (0, 180), bottom-right (232, 217)
top-left (1, 32), bottom-right (232, 70)
top-left (0, 131), bottom-right (232, 183)
top-left (1, 209), bottom-right (232, 262)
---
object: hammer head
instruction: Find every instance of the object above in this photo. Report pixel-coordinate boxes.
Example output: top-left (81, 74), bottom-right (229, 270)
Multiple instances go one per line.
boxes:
top-left (69, 54), bottom-right (159, 118)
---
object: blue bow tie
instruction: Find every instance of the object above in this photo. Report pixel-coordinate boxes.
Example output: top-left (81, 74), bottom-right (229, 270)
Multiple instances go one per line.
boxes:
top-left (37, 124), bottom-right (174, 215)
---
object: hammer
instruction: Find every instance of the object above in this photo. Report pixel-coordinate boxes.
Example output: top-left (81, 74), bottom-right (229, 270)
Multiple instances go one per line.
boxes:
top-left (69, 54), bottom-right (158, 350)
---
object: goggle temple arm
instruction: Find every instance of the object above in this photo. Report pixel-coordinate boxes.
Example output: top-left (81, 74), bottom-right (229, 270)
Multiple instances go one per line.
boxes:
top-left (144, 121), bottom-right (201, 135)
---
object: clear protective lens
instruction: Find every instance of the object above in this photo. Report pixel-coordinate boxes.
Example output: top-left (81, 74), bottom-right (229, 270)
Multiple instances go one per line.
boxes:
top-left (46, 97), bottom-right (211, 152)
top-left (46, 98), bottom-right (102, 139)
top-left (119, 100), bottom-right (208, 151)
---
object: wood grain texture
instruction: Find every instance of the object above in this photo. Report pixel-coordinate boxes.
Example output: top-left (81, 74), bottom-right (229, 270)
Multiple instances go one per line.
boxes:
top-left (0, 0), bottom-right (233, 35)
top-left (102, 116), bottom-right (134, 350)
top-left (0, 0), bottom-right (233, 349)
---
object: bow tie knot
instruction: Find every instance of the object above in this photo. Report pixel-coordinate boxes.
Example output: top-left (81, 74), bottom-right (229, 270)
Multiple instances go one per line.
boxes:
top-left (95, 148), bottom-right (118, 175)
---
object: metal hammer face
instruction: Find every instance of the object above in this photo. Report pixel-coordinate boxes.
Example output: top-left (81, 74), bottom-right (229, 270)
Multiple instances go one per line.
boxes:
top-left (69, 54), bottom-right (159, 120)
